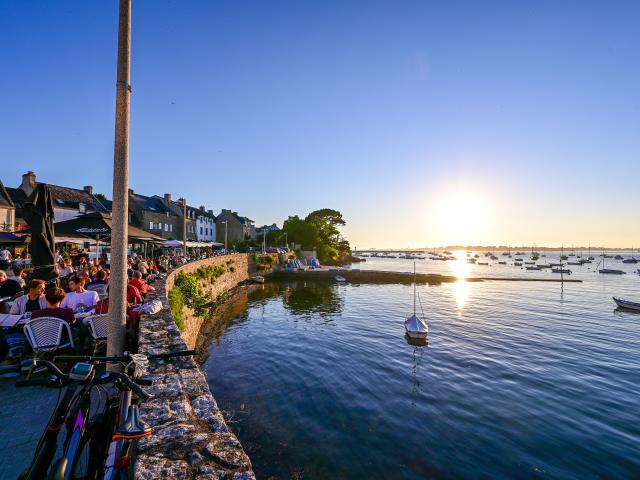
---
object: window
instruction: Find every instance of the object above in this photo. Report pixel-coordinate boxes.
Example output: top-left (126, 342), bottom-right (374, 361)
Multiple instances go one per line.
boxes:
top-left (149, 221), bottom-right (153, 230)
top-left (165, 223), bottom-right (169, 231)
top-left (170, 224), bottom-right (173, 232)
top-left (200, 227), bottom-right (203, 235)
top-left (79, 203), bottom-right (86, 213)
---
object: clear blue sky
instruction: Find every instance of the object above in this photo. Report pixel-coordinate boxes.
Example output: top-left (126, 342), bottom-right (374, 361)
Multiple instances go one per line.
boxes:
top-left (2, 1), bottom-right (639, 247)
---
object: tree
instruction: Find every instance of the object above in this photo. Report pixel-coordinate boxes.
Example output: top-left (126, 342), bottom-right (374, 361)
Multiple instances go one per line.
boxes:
top-left (94, 193), bottom-right (108, 201)
top-left (282, 216), bottom-right (319, 250)
top-left (305, 209), bottom-right (345, 244)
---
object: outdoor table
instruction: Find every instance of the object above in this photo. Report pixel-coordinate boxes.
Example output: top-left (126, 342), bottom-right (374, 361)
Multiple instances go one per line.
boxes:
top-left (0, 313), bottom-right (29, 328)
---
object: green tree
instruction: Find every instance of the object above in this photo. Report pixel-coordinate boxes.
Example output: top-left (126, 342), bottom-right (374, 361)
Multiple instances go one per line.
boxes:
top-left (282, 215), bottom-right (319, 249)
top-left (305, 209), bottom-right (345, 245)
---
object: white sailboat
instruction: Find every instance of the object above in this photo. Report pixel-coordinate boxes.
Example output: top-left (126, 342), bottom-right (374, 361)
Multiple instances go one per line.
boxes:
top-left (405, 263), bottom-right (428, 339)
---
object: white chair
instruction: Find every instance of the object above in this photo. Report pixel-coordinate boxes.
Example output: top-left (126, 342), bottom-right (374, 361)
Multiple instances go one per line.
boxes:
top-left (86, 284), bottom-right (108, 300)
top-left (23, 316), bottom-right (75, 353)
top-left (84, 313), bottom-right (109, 343)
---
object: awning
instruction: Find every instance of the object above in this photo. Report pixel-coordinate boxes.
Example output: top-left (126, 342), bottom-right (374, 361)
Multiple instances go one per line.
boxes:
top-left (43, 212), bottom-right (164, 241)
top-left (162, 240), bottom-right (223, 248)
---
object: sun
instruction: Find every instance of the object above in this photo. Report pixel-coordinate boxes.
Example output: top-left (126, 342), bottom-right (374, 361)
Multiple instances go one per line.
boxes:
top-left (434, 190), bottom-right (490, 246)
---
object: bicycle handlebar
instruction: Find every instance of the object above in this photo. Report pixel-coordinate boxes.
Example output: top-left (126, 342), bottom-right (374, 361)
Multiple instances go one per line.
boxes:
top-left (16, 360), bottom-right (152, 400)
top-left (54, 349), bottom-right (195, 363)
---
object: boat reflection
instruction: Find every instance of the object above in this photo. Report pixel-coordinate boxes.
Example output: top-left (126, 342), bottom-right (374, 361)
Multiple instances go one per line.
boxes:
top-left (405, 333), bottom-right (428, 347)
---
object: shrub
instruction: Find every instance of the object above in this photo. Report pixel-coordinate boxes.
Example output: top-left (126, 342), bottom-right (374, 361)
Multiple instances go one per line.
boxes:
top-left (168, 287), bottom-right (185, 331)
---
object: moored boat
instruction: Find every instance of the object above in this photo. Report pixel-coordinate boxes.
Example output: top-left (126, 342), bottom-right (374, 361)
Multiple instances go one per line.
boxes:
top-left (613, 297), bottom-right (640, 311)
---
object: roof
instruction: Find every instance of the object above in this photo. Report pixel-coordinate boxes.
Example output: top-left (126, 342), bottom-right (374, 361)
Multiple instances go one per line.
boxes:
top-left (132, 193), bottom-right (174, 215)
top-left (6, 187), bottom-right (28, 208)
top-left (0, 181), bottom-right (14, 208)
top-left (196, 209), bottom-right (216, 220)
top-left (46, 183), bottom-right (109, 212)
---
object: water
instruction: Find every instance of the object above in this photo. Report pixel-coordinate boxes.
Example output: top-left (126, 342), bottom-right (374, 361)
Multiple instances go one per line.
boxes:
top-left (203, 253), bottom-right (640, 479)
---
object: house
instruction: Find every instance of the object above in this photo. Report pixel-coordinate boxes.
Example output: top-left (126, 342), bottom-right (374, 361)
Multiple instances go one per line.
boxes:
top-left (216, 209), bottom-right (256, 244)
top-left (128, 190), bottom-right (180, 240)
top-left (157, 194), bottom-right (198, 242)
top-left (196, 206), bottom-right (217, 243)
top-left (0, 181), bottom-right (16, 232)
top-left (6, 171), bottom-right (110, 230)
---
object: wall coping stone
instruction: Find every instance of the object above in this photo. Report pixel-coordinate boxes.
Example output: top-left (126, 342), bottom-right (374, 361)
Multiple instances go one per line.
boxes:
top-left (135, 255), bottom-right (255, 480)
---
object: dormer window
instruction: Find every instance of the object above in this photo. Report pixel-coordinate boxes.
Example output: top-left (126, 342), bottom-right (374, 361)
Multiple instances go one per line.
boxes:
top-left (79, 203), bottom-right (86, 213)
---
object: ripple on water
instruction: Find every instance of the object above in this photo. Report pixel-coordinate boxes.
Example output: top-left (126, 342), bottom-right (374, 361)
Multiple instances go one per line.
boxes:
top-left (204, 264), bottom-right (640, 479)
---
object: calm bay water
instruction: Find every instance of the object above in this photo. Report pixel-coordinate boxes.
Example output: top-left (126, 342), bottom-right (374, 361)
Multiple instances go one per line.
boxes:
top-left (203, 253), bottom-right (640, 479)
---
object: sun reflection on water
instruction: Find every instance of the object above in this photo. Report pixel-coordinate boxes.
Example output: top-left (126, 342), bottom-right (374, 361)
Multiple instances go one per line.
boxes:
top-left (449, 252), bottom-right (471, 310)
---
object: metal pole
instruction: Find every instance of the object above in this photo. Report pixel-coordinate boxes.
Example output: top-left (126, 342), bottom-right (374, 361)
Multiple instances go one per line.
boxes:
top-left (223, 221), bottom-right (228, 252)
top-left (107, 0), bottom-right (131, 358)
top-left (182, 198), bottom-right (187, 258)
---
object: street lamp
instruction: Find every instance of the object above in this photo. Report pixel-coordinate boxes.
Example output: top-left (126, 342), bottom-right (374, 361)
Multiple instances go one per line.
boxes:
top-left (220, 220), bottom-right (228, 252)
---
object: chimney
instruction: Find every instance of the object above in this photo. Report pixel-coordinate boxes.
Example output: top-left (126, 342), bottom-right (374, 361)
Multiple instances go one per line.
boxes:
top-left (83, 185), bottom-right (93, 195)
top-left (164, 193), bottom-right (172, 203)
top-left (200, 205), bottom-right (205, 211)
top-left (222, 209), bottom-right (230, 214)
top-left (179, 197), bottom-right (186, 206)
top-left (208, 209), bottom-right (213, 215)
top-left (128, 188), bottom-right (134, 196)
top-left (21, 171), bottom-right (36, 196)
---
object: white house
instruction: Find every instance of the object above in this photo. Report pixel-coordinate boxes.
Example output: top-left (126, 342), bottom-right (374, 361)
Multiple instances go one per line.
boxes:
top-left (196, 206), bottom-right (217, 242)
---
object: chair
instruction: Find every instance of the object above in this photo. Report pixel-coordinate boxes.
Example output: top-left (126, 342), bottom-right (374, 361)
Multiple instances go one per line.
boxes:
top-left (84, 314), bottom-right (109, 343)
top-left (86, 284), bottom-right (108, 300)
top-left (23, 316), bottom-right (75, 353)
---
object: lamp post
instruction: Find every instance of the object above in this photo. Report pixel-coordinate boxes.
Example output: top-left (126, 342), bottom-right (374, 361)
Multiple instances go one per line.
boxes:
top-left (221, 221), bottom-right (228, 252)
top-left (182, 197), bottom-right (187, 258)
top-left (107, 0), bottom-right (131, 358)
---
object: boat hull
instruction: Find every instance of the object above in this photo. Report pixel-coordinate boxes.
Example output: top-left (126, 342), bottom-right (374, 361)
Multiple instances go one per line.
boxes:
top-left (613, 297), bottom-right (640, 311)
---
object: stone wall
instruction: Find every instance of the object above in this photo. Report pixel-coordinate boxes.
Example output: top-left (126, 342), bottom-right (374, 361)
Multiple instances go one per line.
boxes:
top-left (135, 255), bottom-right (254, 479)
top-left (167, 254), bottom-right (249, 349)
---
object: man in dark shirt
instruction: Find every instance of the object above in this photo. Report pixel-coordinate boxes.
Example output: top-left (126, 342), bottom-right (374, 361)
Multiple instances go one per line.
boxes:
top-left (0, 271), bottom-right (22, 298)
top-left (86, 269), bottom-right (108, 288)
top-left (31, 287), bottom-right (76, 325)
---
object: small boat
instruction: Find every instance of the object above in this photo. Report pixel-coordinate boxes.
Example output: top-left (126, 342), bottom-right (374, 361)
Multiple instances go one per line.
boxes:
top-left (549, 263), bottom-right (563, 267)
top-left (498, 261), bottom-right (506, 265)
top-left (567, 261), bottom-right (582, 266)
top-left (251, 275), bottom-right (265, 284)
top-left (552, 268), bottom-right (572, 274)
top-left (405, 263), bottom-right (428, 340)
top-left (335, 275), bottom-right (347, 282)
top-left (526, 266), bottom-right (542, 271)
top-left (614, 255), bottom-right (623, 260)
top-left (514, 262), bottom-right (523, 266)
top-left (477, 262), bottom-right (489, 265)
top-left (613, 297), bottom-right (640, 311)
top-left (622, 258), bottom-right (639, 264)
top-left (537, 264), bottom-right (552, 269)
top-left (599, 269), bottom-right (625, 275)
top-left (524, 261), bottom-right (535, 265)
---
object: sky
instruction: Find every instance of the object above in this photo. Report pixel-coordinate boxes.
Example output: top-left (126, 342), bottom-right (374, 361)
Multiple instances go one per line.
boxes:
top-left (1, 1), bottom-right (640, 248)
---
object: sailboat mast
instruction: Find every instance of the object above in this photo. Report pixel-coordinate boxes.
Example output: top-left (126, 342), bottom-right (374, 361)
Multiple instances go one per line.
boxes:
top-left (413, 261), bottom-right (416, 315)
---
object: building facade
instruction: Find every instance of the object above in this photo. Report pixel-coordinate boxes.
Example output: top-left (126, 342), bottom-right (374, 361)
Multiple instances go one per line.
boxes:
top-left (0, 181), bottom-right (15, 232)
top-left (196, 206), bottom-right (217, 242)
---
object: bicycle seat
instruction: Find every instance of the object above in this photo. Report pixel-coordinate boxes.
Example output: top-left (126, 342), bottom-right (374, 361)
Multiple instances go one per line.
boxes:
top-left (114, 405), bottom-right (152, 439)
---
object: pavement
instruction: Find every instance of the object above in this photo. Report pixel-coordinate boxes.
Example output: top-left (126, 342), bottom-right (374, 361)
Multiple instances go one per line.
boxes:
top-left (0, 378), bottom-right (60, 479)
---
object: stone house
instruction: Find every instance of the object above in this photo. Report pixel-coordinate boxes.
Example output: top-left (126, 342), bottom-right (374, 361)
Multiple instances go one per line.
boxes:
top-left (216, 209), bottom-right (256, 244)
top-left (128, 190), bottom-right (180, 240)
top-left (157, 194), bottom-right (198, 242)
top-left (0, 181), bottom-right (16, 232)
top-left (5, 171), bottom-right (110, 231)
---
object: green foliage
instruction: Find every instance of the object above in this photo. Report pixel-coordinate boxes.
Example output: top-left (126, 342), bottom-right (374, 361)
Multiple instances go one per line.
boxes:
top-left (282, 215), bottom-right (319, 250)
top-left (194, 265), bottom-right (226, 283)
top-left (168, 287), bottom-right (185, 331)
top-left (174, 271), bottom-right (212, 317)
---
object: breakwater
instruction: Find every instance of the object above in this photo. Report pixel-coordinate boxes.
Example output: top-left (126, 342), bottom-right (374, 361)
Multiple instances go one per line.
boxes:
top-left (135, 254), bottom-right (254, 479)
top-left (271, 269), bottom-right (582, 283)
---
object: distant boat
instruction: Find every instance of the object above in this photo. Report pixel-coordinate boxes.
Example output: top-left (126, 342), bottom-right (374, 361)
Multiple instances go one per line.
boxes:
top-left (251, 275), bottom-right (265, 284)
top-left (552, 268), bottom-right (572, 274)
top-left (524, 261), bottom-right (535, 265)
top-left (514, 258), bottom-right (523, 262)
top-left (335, 275), bottom-right (346, 282)
top-left (477, 262), bottom-right (489, 266)
top-left (599, 269), bottom-right (625, 275)
top-left (622, 248), bottom-right (638, 264)
top-left (526, 266), bottom-right (542, 271)
top-left (514, 262), bottom-right (523, 266)
top-left (405, 264), bottom-right (428, 340)
top-left (614, 254), bottom-right (623, 260)
top-left (498, 261), bottom-right (506, 265)
top-left (537, 264), bottom-right (552, 269)
top-left (567, 261), bottom-right (582, 266)
top-left (599, 254), bottom-right (625, 274)
top-left (613, 297), bottom-right (640, 311)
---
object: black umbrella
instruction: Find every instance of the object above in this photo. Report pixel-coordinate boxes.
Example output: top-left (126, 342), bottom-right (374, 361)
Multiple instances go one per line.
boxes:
top-left (52, 212), bottom-right (163, 241)
top-left (23, 184), bottom-right (58, 285)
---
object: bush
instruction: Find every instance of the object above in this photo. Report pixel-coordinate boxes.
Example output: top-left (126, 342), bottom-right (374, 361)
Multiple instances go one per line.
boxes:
top-left (174, 271), bottom-right (212, 317)
top-left (168, 287), bottom-right (185, 331)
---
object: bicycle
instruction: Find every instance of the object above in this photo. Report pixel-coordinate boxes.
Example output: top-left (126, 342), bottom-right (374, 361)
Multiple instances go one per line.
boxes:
top-left (16, 349), bottom-right (194, 480)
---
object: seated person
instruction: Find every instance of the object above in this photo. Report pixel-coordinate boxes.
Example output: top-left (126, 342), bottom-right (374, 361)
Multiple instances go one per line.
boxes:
top-left (128, 271), bottom-right (155, 295)
top-left (86, 269), bottom-right (108, 288)
top-left (61, 275), bottom-right (99, 312)
top-left (58, 259), bottom-right (74, 278)
top-left (9, 279), bottom-right (47, 314)
top-left (8, 266), bottom-right (26, 288)
top-left (0, 271), bottom-right (22, 298)
top-left (32, 287), bottom-right (76, 324)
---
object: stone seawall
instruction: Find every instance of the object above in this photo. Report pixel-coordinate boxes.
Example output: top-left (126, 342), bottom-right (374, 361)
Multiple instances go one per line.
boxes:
top-left (135, 255), bottom-right (254, 480)
top-left (166, 255), bottom-right (249, 349)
